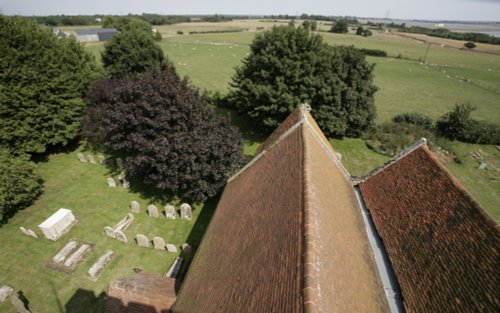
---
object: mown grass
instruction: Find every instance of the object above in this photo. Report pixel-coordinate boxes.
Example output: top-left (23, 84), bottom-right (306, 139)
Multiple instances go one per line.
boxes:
top-left (0, 147), bottom-right (216, 313)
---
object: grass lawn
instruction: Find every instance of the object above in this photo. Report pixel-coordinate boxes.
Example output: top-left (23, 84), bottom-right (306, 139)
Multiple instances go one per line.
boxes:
top-left (0, 146), bottom-right (216, 313)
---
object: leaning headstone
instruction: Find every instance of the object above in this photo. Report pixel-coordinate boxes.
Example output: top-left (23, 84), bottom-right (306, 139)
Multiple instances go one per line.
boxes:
top-left (26, 229), bottom-right (38, 238)
top-left (114, 230), bottom-right (128, 243)
top-left (10, 294), bottom-right (30, 313)
top-left (53, 240), bottom-right (78, 263)
top-left (147, 205), bottom-right (159, 218)
top-left (180, 203), bottom-right (192, 220)
top-left (64, 244), bottom-right (90, 267)
top-left (153, 237), bottom-right (166, 250)
top-left (122, 178), bottom-right (130, 189)
top-left (165, 205), bottom-right (176, 219)
top-left (97, 155), bottom-right (106, 165)
top-left (0, 285), bottom-right (13, 303)
top-left (88, 249), bottom-right (114, 280)
top-left (166, 244), bottom-right (177, 253)
top-left (136, 234), bottom-right (149, 247)
top-left (104, 226), bottom-right (116, 238)
top-left (87, 155), bottom-right (97, 164)
top-left (107, 177), bottom-right (116, 188)
top-left (130, 201), bottom-right (140, 213)
top-left (479, 163), bottom-right (487, 170)
top-left (77, 153), bottom-right (88, 163)
top-left (116, 158), bottom-right (123, 170)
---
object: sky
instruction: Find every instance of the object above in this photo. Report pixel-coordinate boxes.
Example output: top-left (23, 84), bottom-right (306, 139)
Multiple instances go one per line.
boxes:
top-left (1, 0), bottom-right (499, 21)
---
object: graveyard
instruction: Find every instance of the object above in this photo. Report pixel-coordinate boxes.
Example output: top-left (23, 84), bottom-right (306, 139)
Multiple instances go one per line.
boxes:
top-left (0, 147), bottom-right (216, 313)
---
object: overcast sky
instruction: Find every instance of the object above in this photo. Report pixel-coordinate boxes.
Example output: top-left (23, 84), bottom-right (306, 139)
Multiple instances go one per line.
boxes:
top-left (1, 0), bottom-right (499, 21)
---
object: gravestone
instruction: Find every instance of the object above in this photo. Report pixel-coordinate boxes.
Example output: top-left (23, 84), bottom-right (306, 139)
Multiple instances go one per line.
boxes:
top-left (26, 229), bottom-right (38, 238)
top-left (107, 178), bottom-right (117, 188)
top-left (115, 230), bottom-right (128, 243)
top-left (165, 205), bottom-right (176, 219)
top-left (153, 237), bottom-right (166, 250)
top-left (64, 244), bottom-right (90, 267)
top-left (19, 227), bottom-right (30, 236)
top-left (87, 155), bottom-right (97, 164)
top-left (10, 294), bottom-right (30, 313)
top-left (130, 201), bottom-right (140, 213)
top-left (136, 234), bottom-right (149, 247)
top-left (104, 226), bottom-right (116, 238)
top-left (53, 240), bottom-right (78, 263)
top-left (116, 158), bottom-right (124, 170)
top-left (122, 179), bottom-right (130, 189)
top-left (166, 244), bottom-right (177, 253)
top-left (113, 213), bottom-right (134, 232)
top-left (77, 153), bottom-right (88, 163)
top-left (88, 249), bottom-right (114, 280)
top-left (182, 243), bottom-right (192, 258)
top-left (479, 163), bottom-right (487, 170)
top-left (0, 285), bottom-right (13, 303)
top-left (97, 155), bottom-right (106, 165)
top-left (180, 203), bottom-right (192, 220)
top-left (147, 205), bottom-right (159, 218)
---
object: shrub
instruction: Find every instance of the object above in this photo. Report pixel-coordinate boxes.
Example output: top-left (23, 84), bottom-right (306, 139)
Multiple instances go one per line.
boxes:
top-left (358, 48), bottom-right (387, 57)
top-left (392, 112), bottom-right (433, 129)
top-left (0, 149), bottom-right (42, 223)
top-left (464, 41), bottom-right (476, 49)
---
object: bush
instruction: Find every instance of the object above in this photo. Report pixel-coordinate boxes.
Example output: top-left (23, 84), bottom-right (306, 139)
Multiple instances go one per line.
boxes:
top-left (437, 103), bottom-right (500, 144)
top-left (392, 112), bottom-right (433, 129)
top-left (358, 48), bottom-right (387, 57)
top-left (0, 149), bottom-right (42, 223)
top-left (177, 30), bottom-right (184, 35)
top-left (464, 41), bottom-right (476, 49)
top-left (330, 20), bottom-right (348, 33)
top-left (82, 69), bottom-right (245, 202)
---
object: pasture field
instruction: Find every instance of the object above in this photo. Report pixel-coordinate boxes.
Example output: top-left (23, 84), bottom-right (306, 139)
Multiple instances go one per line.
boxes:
top-left (0, 147), bottom-right (215, 313)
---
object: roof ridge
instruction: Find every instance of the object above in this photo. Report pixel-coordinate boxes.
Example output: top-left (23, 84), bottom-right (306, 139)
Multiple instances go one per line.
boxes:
top-left (352, 138), bottom-right (427, 184)
top-left (228, 105), bottom-right (309, 183)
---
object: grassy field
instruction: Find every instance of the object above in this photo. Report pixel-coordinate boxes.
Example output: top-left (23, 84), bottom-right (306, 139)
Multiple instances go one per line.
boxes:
top-left (0, 147), bottom-right (215, 313)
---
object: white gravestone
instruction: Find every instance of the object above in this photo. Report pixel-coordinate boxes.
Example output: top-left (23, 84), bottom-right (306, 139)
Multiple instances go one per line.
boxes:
top-left (64, 244), bottom-right (90, 267)
top-left (88, 249), bottom-right (114, 280)
top-left (38, 208), bottom-right (76, 241)
top-left (77, 153), bottom-right (88, 163)
top-left (114, 230), bottom-right (128, 243)
top-left (180, 203), bottom-right (192, 220)
top-left (26, 229), bottom-right (38, 238)
top-left (165, 205), bottom-right (176, 219)
top-left (97, 155), bottom-right (106, 165)
top-left (166, 244), bottom-right (178, 253)
top-left (0, 285), bottom-right (14, 303)
top-left (130, 201), bottom-right (140, 213)
top-left (153, 237), bottom-right (166, 250)
top-left (136, 234), bottom-right (149, 247)
top-left (104, 226), bottom-right (116, 238)
top-left (53, 240), bottom-right (78, 263)
top-left (147, 205), bottom-right (159, 218)
top-left (107, 177), bottom-right (117, 188)
top-left (87, 155), bottom-right (97, 164)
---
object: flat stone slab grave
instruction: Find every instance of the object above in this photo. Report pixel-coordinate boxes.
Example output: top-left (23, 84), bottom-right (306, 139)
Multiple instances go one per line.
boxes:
top-left (45, 239), bottom-right (95, 274)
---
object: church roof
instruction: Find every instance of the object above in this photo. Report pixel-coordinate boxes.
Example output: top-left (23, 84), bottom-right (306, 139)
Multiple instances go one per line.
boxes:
top-left (358, 143), bottom-right (500, 313)
top-left (171, 105), bottom-right (388, 313)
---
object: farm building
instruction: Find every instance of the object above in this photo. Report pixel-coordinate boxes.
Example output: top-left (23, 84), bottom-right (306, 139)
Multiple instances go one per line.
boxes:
top-left (107, 105), bottom-right (499, 313)
top-left (75, 28), bottom-right (117, 42)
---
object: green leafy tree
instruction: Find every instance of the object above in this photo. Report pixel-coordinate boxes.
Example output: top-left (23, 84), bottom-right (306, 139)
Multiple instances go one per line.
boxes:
top-left (311, 20), bottom-right (318, 31)
top-left (228, 26), bottom-right (377, 137)
top-left (330, 20), bottom-right (348, 33)
top-left (82, 69), bottom-right (245, 202)
top-left (437, 103), bottom-right (476, 141)
top-left (101, 27), bottom-right (166, 77)
top-left (302, 20), bottom-right (311, 32)
top-left (356, 26), bottom-right (365, 35)
top-left (464, 41), bottom-right (476, 49)
top-left (363, 29), bottom-right (373, 37)
top-left (0, 149), bottom-right (42, 223)
top-left (0, 16), bottom-right (100, 154)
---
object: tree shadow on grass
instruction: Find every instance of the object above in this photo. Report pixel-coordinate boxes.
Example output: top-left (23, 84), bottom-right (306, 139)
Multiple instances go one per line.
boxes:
top-left (31, 138), bottom-right (81, 163)
top-left (214, 107), bottom-right (266, 150)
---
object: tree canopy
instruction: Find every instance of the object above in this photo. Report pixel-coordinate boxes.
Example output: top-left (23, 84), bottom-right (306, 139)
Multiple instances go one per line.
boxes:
top-left (0, 148), bottom-right (42, 223)
top-left (330, 20), bottom-right (349, 33)
top-left (82, 69), bottom-right (245, 202)
top-left (227, 26), bottom-right (377, 137)
top-left (101, 26), bottom-right (166, 78)
top-left (0, 16), bottom-right (100, 153)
